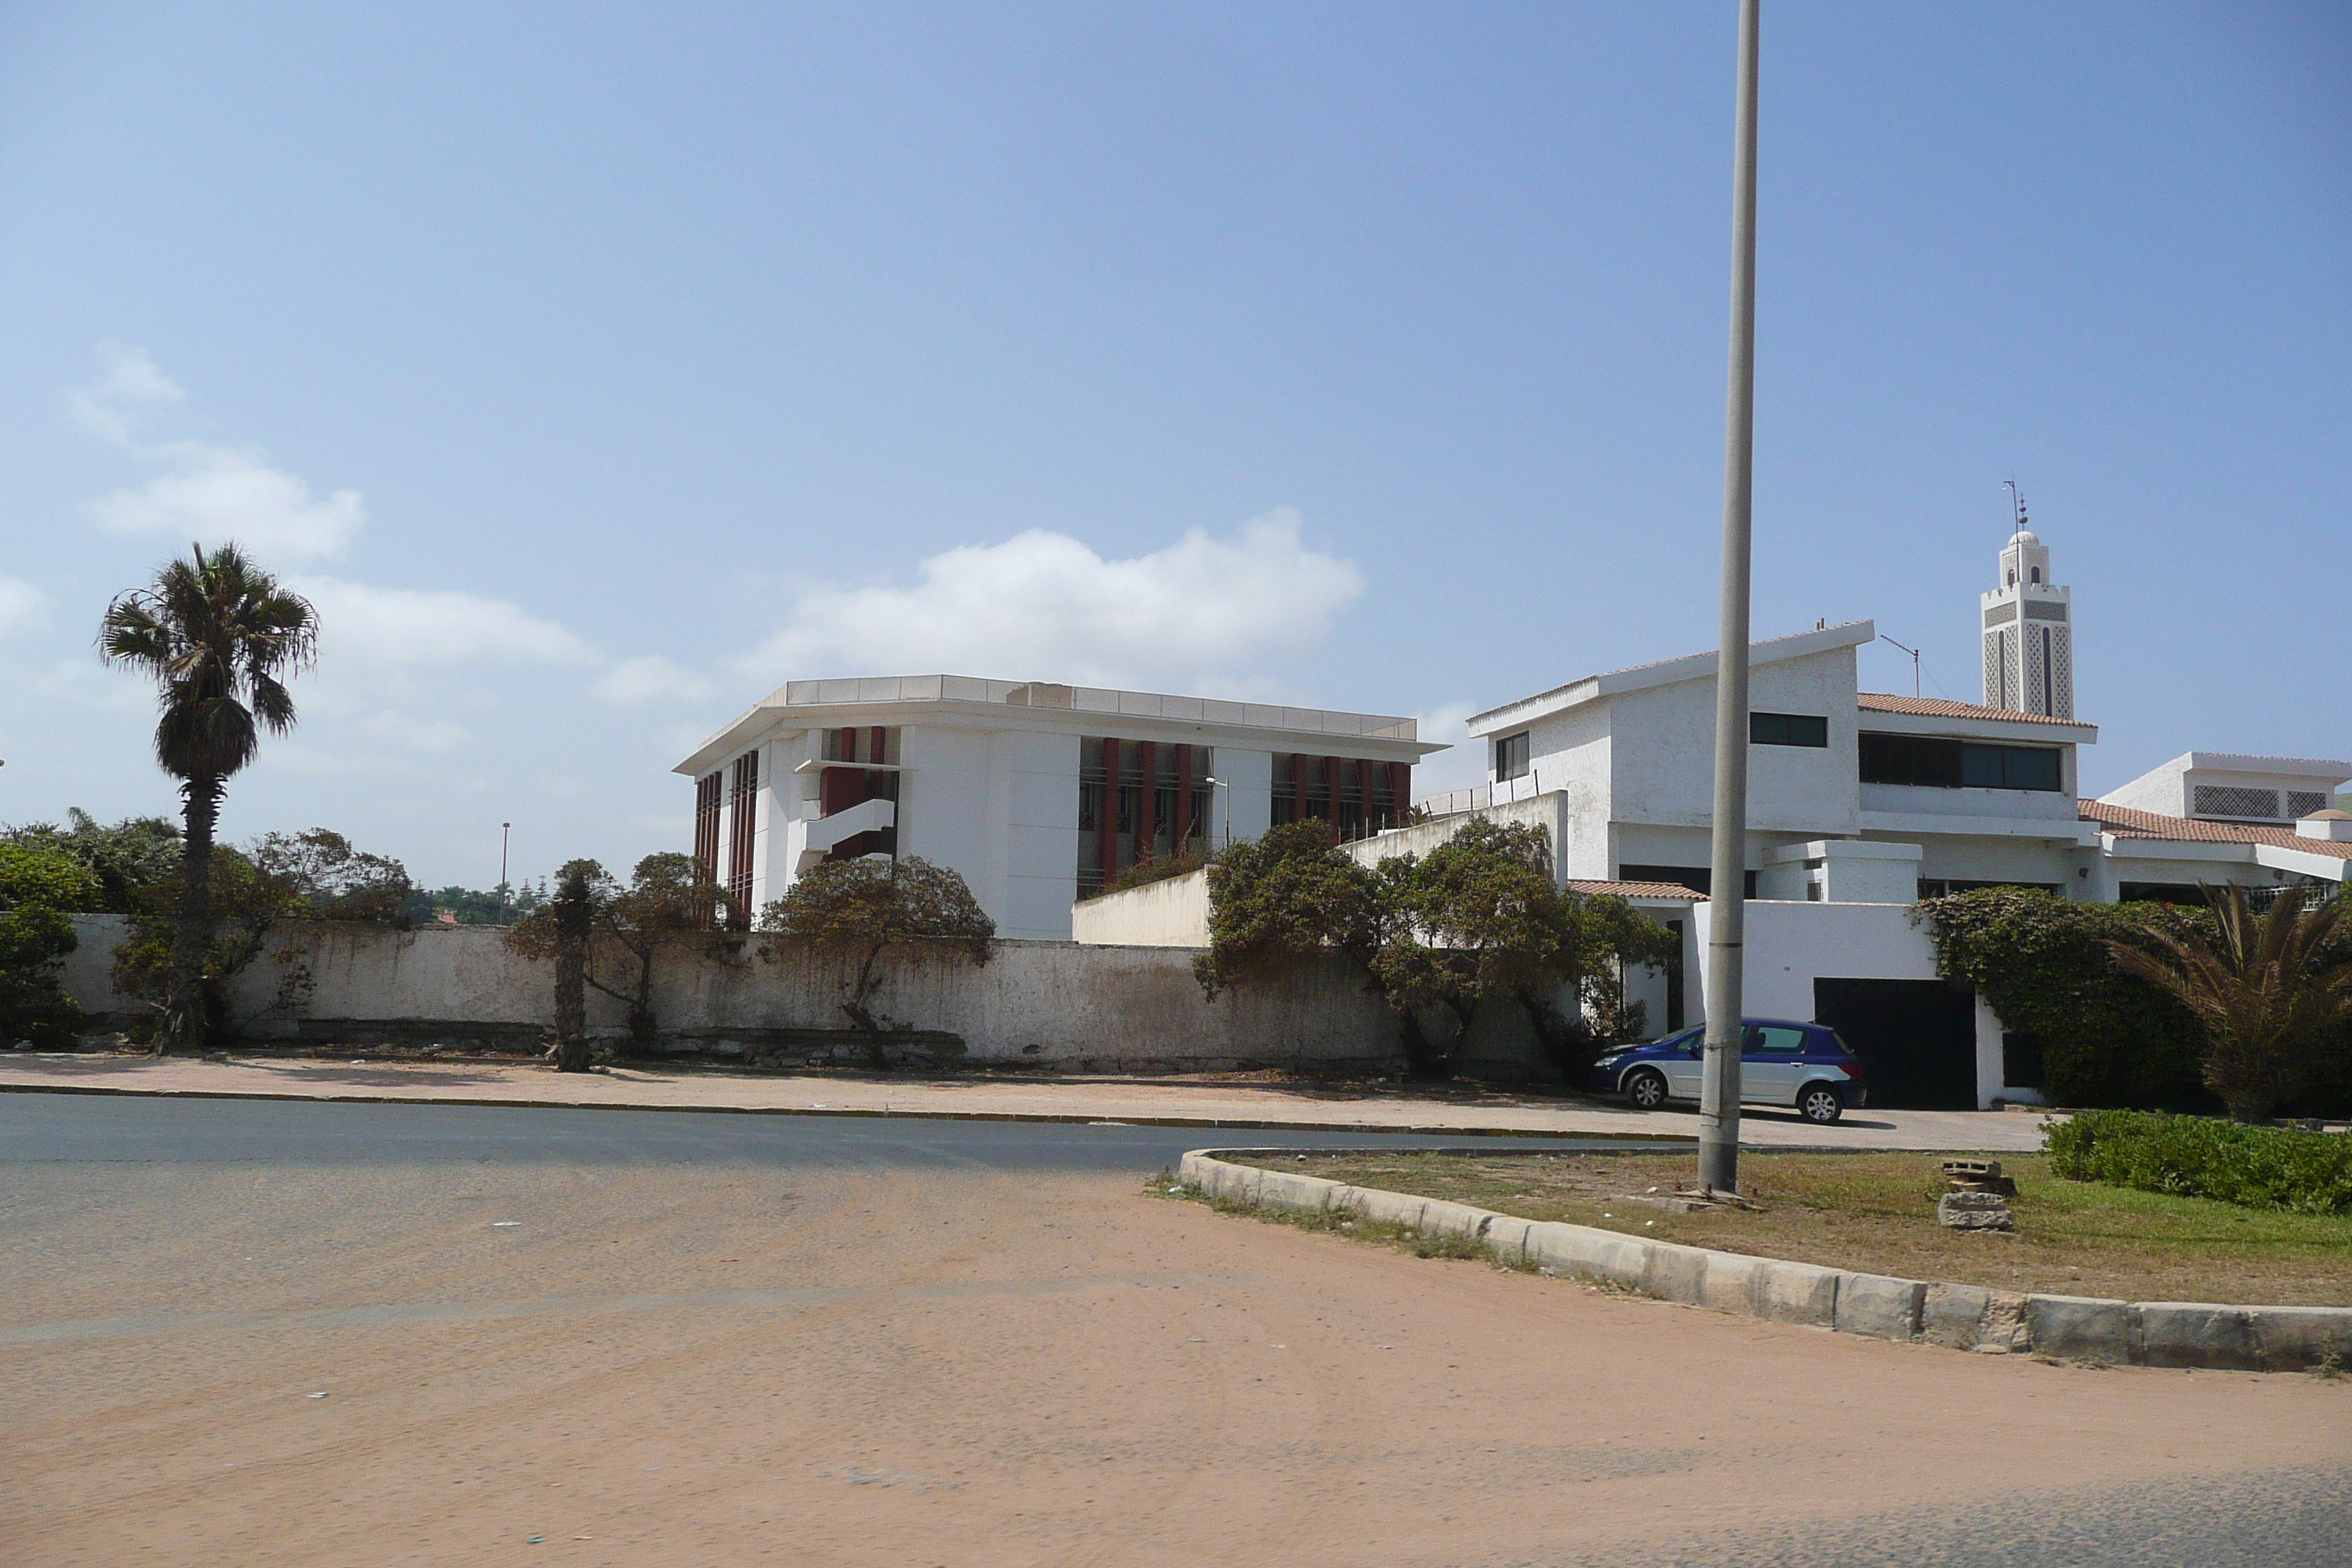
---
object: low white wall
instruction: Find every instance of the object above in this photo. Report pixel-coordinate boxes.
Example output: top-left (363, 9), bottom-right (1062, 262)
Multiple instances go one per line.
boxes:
top-left (1070, 870), bottom-right (1211, 947)
top-left (57, 915), bottom-right (1405, 1074)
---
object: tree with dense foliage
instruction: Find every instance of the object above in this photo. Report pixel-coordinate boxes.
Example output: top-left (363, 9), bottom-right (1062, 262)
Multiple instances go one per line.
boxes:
top-left (1, 810), bottom-right (181, 914)
top-left (758, 856), bottom-right (995, 1066)
top-left (1376, 819), bottom-right (1677, 1077)
top-left (1921, 889), bottom-right (2215, 1109)
top-left (0, 844), bottom-right (102, 1046)
top-left (99, 544), bottom-right (317, 1052)
top-left (506, 853), bottom-right (736, 1057)
top-left (1194, 818), bottom-right (1673, 1078)
top-left (1193, 821), bottom-right (1388, 995)
top-left (110, 829), bottom-right (418, 1047)
top-left (2102, 885), bottom-right (2352, 1123)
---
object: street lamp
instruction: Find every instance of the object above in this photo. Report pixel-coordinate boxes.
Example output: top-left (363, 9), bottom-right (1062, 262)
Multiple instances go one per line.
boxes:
top-left (497, 822), bottom-right (511, 924)
top-left (1201, 776), bottom-right (1233, 852)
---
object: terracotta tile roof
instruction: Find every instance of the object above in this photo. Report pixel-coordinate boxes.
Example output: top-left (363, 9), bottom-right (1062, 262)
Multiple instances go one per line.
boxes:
top-left (1567, 878), bottom-right (1705, 900)
top-left (1858, 693), bottom-right (2087, 728)
top-left (2079, 799), bottom-right (2352, 862)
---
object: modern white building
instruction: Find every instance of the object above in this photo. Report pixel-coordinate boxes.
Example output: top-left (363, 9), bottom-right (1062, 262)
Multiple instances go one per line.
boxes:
top-left (672, 674), bottom-right (1441, 940)
top-left (1338, 529), bottom-right (2351, 1107)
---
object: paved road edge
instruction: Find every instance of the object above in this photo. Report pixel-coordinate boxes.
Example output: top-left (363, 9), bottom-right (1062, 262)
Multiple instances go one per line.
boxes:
top-left (0, 1078), bottom-right (1700, 1142)
top-left (1180, 1148), bottom-right (2352, 1374)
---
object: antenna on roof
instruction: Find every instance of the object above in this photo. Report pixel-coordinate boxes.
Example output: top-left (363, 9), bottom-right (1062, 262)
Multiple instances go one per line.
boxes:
top-left (1880, 635), bottom-right (1922, 698)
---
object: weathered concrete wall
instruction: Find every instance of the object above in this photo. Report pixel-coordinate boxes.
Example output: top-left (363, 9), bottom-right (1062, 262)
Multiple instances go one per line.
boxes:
top-left (1070, 871), bottom-right (1210, 947)
top-left (59, 915), bottom-right (1406, 1074)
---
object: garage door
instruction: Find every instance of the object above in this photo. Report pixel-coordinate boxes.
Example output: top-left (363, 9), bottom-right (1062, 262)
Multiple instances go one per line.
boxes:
top-left (1812, 979), bottom-right (1978, 1111)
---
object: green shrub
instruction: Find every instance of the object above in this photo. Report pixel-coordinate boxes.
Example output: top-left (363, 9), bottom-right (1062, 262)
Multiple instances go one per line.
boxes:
top-left (2046, 1108), bottom-right (2352, 1216)
top-left (0, 843), bottom-right (100, 1045)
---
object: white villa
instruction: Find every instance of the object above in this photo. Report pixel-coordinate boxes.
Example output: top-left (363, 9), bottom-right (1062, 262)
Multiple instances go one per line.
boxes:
top-left (676, 530), bottom-right (2345, 1109)
top-left (1071, 529), bottom-right (2349, 1109)
top-left (672, 674), bottom-right (1441, 939)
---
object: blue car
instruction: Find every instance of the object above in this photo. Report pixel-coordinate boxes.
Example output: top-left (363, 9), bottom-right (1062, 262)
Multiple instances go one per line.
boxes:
top-left (1588, 1019), bottom-right (1866, 1125)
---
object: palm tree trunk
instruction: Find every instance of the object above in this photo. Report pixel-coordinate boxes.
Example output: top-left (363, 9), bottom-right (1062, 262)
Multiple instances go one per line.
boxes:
top-left (162, 773), bottom-right (222, 1054)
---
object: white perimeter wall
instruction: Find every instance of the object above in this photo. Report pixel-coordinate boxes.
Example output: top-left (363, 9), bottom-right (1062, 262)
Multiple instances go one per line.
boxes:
top-left (60, 915), bottom-right (1405, 1074)
top-left (1070, 870), bottom-right (1211, 947)
top-left (1689, 899), bottom-right (2025, 1108)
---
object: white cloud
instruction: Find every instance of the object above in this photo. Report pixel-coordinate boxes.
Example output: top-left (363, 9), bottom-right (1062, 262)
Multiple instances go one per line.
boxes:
top-left (88, 444), bottom-right (365, 560)
top-left (290, 576), bottom-right (598, 669)
top-left (66, 342), bottom-right (184, 444)
top-left (736, 509), bottom-right (1362, 688)
top-left (72, 344), bottom-right (364, 561)
top-left (595, 655), bottom-right (720, 707)
top-left (0, 578), bottom-right (45, 640)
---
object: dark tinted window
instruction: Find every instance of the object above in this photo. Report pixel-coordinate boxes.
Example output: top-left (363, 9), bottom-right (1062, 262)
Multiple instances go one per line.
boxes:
top-left (1861, 733), bottom-right (2061, 793)
top-left (1750, 712), bottom-right (1828, 747)
top-left (1494, 731), bottom-right (1530, 782)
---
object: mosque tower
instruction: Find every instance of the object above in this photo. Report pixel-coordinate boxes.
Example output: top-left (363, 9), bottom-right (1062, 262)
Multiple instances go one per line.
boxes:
top-left (1980, 508), bottom-right (2073, 718)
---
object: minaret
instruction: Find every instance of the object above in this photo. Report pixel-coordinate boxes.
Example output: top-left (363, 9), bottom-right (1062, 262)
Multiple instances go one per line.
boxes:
top-left (1980, 519), bottom-right (2073, 718)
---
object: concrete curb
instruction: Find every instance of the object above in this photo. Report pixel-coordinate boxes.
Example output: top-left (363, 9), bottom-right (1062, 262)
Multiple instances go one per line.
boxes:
top-left (1180, 1149), bottom-right (2352, 1374)
top-left (0, 1079), bottom-right (1702, 1142)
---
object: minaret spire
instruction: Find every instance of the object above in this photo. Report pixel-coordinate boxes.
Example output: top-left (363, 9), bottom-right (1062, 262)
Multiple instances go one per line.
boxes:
top-left (1980, 486), bottom-right (2073, 717)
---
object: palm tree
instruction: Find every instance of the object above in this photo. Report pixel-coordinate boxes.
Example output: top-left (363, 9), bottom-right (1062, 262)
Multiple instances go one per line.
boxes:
top-left (99, 544), bottom-right (317, 1052)
top-left (2105, 884), bottom-right (2352, 1123)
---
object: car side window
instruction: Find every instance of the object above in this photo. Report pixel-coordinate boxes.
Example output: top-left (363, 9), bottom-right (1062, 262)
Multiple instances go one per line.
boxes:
top-left (1749, 1026), bottom-right (1808, 1054)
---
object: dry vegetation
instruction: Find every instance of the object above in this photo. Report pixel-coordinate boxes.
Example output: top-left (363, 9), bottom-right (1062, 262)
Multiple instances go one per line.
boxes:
top-left (1223, 1149), bottom-right (2352, 1306)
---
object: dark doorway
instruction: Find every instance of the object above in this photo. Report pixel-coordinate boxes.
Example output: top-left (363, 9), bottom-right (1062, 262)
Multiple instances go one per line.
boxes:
top-left (1812, 979), bottom-right (1979, 1110)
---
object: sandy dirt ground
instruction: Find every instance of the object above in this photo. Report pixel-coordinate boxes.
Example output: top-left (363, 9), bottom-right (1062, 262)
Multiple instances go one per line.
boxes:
top-left (0, 1051), bottom-right (2049, 1150)
top-left (6, 1154), bottom-right (2345, 1567)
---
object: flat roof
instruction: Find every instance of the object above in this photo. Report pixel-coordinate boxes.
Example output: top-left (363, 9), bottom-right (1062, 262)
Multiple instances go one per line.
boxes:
top-left (676, 674), bottom-right (1433, 775)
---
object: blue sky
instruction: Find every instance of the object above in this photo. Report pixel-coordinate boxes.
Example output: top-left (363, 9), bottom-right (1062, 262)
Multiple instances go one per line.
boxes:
top-left (1, 2), bottom-right (2345, 889)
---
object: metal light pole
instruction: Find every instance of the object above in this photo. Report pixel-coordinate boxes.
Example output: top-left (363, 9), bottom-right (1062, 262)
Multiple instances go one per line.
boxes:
top-left (1202, 776), bottom-right (1232, 851)
top-left (1700, 0), bottom-right (1761, 1196)
top-left (497, 822), bottom-right (511, 924)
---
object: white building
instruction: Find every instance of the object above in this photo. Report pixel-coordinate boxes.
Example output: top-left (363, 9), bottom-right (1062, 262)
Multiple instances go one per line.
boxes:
top-left (2097, 752), bottom-right (2349, 829)
top-left (1339, 529), bottom-right (2350, 1107)
top-left (673, 674), bottom-right (1441, 940)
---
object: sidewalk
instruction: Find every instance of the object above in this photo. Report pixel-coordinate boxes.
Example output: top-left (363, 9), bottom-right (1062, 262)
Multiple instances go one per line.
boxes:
top-left (0, 1052), bottom-right (2052, 1151)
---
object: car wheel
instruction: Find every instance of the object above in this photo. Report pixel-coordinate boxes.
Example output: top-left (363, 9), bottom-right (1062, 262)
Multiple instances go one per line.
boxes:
top-left (1797, 1083), bottom-right (1844, 1125)
top-left (1624, 1068), bottom-right (1670, 1111)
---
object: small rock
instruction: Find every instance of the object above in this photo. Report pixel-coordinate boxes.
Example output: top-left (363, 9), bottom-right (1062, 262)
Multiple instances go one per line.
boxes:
top-left (1938, 1191), bottom-right (2015, 1231)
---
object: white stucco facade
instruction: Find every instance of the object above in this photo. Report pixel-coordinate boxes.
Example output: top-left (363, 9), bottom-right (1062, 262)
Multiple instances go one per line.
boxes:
top-left (674, 675), bottom-right (1442, 941)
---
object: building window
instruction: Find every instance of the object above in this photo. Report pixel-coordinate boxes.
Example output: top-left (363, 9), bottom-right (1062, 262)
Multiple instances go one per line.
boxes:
top-left (1860, 734), bottom-right (2062, 792)
top-left (1493, 731), bottom-right (1530, 782)
top-left (1749, 712), bottom-right (1828, 747)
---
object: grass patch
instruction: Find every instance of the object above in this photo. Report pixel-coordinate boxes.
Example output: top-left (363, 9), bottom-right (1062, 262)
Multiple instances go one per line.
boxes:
top-left (1218, 1150), bottom-right (2352, 1306)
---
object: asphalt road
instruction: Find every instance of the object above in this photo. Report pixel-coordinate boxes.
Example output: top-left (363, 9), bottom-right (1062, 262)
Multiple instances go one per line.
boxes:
top-left (6, 1091), bottom-right (2345, 1568)
top-left (0, 1089), bottom-right (1646, 1168)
